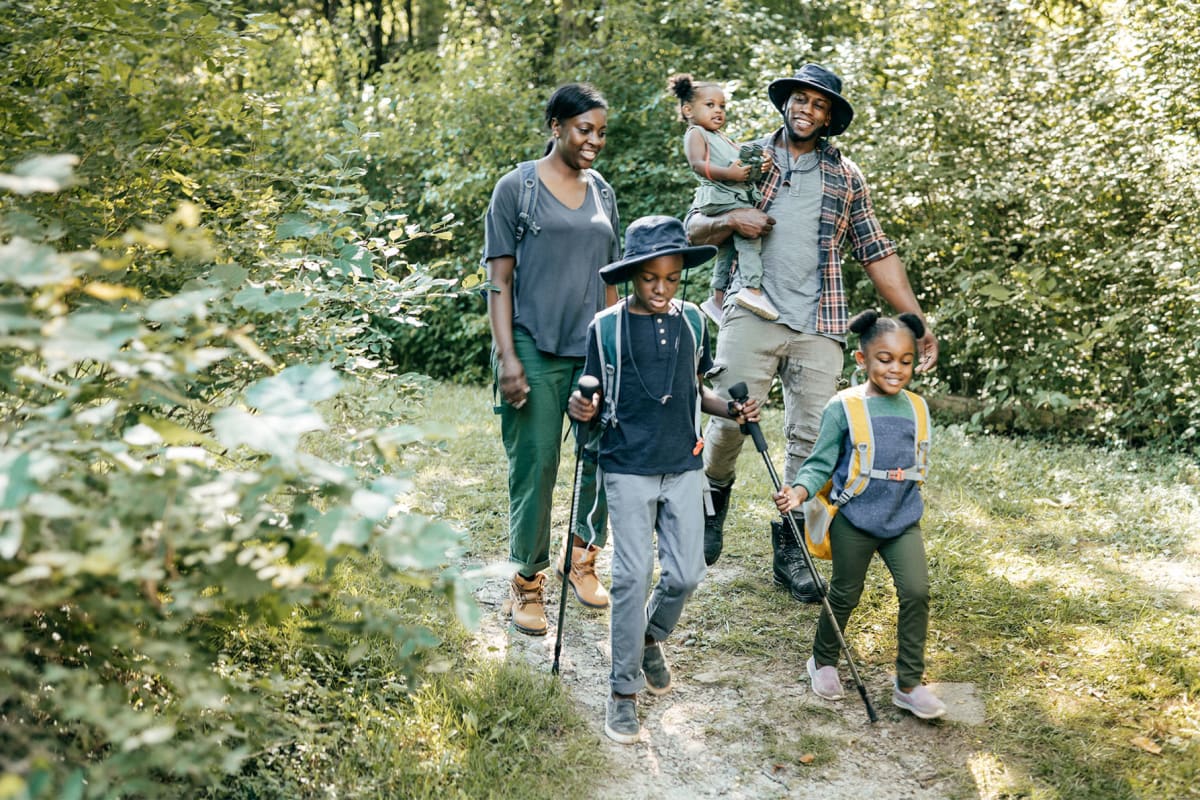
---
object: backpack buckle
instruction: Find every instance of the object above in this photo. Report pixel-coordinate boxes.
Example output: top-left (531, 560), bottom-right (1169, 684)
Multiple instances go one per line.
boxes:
top-left (885, 468), bottom-right (906, 481)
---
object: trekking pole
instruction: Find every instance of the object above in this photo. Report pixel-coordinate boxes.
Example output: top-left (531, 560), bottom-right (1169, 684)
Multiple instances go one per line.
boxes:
top-left (552, 374), bottom-right (601, 676)
top-left (728, 382), bottom-right (879, 723)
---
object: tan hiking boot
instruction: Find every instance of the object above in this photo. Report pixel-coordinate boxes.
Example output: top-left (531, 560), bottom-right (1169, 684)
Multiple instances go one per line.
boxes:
top-left (505, 572), bottom-right (548, 636)
top-left (556, 544), bottom-right (610, 608)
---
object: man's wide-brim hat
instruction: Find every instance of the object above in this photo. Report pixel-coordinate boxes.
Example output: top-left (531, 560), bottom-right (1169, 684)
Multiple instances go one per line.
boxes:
top-left (768, 63), bottom-right (854, 137)
top-left (600, 216), bottom-right (717, 285)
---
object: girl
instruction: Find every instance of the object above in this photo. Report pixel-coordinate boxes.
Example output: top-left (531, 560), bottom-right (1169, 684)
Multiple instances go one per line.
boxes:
top-left (773, 309), bottom-right (947, 720)
top-left (667, 73), bottom-right (775, 323)
top-left (483, 83), bottom-right (621, 636)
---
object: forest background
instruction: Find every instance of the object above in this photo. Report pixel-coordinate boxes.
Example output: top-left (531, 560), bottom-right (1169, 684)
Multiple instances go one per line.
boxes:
top-left (1, 0), bottom-right (1198, 797)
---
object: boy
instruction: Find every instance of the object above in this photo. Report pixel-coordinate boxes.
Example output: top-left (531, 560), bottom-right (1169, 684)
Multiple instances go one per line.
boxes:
top-left (568, 215), bottom-right (760, 744)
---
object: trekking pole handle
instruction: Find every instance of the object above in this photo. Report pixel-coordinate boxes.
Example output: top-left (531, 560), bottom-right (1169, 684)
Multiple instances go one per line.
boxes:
top-left (578, 375), bottom-right (600, 398)
top-left (728, 382), bottom-right (768, 454)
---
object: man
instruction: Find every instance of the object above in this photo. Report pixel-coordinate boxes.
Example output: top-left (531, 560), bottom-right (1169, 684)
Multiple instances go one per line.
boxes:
top-left (687, 63), bottom-right (939, 602)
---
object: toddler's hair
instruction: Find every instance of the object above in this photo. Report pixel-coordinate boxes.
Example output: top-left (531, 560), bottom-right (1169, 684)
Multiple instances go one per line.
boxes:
top-left (667, 73), bottom-right (720, 122)
top-left (849, 309), bottom-right (925, 350)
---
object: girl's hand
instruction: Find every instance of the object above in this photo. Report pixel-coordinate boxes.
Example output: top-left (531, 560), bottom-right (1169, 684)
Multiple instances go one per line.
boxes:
top-left (773, 485), bottom-right (807, 514)
top-left (568, 389), bottom-right (599, 423)
top-left (731, 160), bottom-right (753, 182)
top-left (498, 354), bottom-right (530, 409)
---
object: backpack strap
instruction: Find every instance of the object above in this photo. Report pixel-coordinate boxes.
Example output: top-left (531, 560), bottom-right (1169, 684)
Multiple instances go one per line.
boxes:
top-left (595, 302), bottom-right (625, 429)
top-left (678, 300), bottom-right (706, 440)
top-left (585, 168), bottom-right (616, 229)
top-left (835, 385), bottom-right (874, 505)
top-left (861, 389), bottom-right (931, 484)
top-left (514, 160), bottom-right (540, 243)
top-left (864, 389), bottom-right (932, 483)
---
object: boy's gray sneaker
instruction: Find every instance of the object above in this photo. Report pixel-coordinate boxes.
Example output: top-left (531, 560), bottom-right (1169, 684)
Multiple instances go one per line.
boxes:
top-left (604, 695), bottom-right (641, 744)
top-left (642, 642), bottom-right (672, 696)
top-left (892, 680), bottom-right (946, 720)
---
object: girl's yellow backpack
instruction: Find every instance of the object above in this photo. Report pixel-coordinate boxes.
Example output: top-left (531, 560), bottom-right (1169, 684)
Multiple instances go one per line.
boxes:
top-left (802, 385), bottom-right (931, 559)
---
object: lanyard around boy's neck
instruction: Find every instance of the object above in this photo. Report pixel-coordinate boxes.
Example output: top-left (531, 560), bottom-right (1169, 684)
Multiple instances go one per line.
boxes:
top-left (622, 299), bottom-right (683, 406)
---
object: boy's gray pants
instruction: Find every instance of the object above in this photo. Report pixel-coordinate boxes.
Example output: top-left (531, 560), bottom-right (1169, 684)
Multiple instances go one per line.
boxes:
top-left (604, 469), bottom-right (707, 696)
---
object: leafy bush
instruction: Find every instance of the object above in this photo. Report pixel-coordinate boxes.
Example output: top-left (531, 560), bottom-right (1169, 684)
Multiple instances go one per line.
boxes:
top-left (0, 153), bottom-right (479, 796)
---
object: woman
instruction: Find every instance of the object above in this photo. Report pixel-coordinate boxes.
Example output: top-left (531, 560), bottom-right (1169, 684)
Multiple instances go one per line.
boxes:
top-left (483, 83), bottom-right (620, 636)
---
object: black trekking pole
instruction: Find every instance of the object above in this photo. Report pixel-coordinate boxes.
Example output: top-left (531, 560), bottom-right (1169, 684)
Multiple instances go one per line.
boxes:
top-left (728, 382), bottom-right (879, 723)
top-left (552, 374), bottom-right (602, 676)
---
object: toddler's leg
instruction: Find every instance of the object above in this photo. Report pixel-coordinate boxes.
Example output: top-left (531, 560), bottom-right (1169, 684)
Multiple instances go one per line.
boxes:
top-left (731, 236), bottom-right (778, 320)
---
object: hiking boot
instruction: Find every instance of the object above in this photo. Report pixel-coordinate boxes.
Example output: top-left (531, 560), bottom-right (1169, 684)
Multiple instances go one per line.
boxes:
top-left (734, 289), bottom-right (780, 321)
top-left (642, 641), bottom-right (672, 696)
top-left (807, 656), bottom-right (844, 700)
top-left (704, 479), bottom-right (733, 566)
top-left (892, 680), bottom-right (947, 720)
top-left (604, 695), bottom-right (641, 744)
top-left (555, 543), bottom-right (610, 608)
top-left (505, 572), bottom-right (548, 636)
top-left (771, 518), bottom-right (826, 603)
top-left (700, 296), bottom-right (724, 325)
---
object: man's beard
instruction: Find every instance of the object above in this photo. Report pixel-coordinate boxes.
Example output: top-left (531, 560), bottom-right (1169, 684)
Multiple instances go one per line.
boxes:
top-left (786, 122), bottom-right (826, 144)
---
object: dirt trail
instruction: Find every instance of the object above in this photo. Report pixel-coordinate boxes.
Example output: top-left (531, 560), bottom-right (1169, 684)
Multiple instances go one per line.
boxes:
top-left (473, 550), bottom-right (990, 800)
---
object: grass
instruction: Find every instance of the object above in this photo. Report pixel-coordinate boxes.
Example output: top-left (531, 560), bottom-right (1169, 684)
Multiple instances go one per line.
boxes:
top-left (222, 379), bottom-right (1200, 799)
top-left (209, 379), bottom-right (608, 800)
top-left (415, 381), bottom-right (1200, 799)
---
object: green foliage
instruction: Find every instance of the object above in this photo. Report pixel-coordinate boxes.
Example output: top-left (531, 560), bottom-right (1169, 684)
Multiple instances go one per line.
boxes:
top-left (0, 97), bottom-right (476, 800)
top-left (342, 0), bottom-right (1200, 449)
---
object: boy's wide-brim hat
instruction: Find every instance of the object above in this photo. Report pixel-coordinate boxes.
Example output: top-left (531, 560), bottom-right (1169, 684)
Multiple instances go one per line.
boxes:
top-left (599, 215), bottom-right (717, 285)
top-left (767, 63), bottom-right (854, 137)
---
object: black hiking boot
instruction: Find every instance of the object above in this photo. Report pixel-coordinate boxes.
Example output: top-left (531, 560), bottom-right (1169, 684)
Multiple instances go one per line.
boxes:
top-left (704, 479), bottom-right (733, 566)
top-left (771, 517), bottom-right (826, 604)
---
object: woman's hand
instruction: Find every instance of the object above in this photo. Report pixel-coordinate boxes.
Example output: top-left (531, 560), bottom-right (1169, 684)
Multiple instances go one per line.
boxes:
top-left (773, 484), bottom-right (808, 514)
top-left (497, 353), bottom-right (530, 409)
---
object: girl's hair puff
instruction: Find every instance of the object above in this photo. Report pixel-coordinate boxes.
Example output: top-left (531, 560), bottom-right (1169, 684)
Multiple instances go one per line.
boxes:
top-left (543, 83), bottom-right (607, 155)
top-left (849, 308), bottom-right (925, 351)
top-left (667, 73), bottom-right (720, 123)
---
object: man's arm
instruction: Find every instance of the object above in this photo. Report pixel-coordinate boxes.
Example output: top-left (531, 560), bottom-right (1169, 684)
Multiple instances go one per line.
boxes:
top-left (862, 252), bottom-right (939, 372)
top-left (685, 207), bottom-right (776, 247)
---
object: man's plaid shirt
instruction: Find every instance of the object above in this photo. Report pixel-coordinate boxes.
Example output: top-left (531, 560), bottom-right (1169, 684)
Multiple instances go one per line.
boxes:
top-left (751, 128), bottom-right (897, 337)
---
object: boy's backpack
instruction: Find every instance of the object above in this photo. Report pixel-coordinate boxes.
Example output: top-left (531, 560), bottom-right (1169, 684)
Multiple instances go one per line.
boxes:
top-left (513, 160), bottom-right (617, 244)
top-left (593, 298), bottom-right (707, 443)
top-left (802, 384), bottom-right (931, 559)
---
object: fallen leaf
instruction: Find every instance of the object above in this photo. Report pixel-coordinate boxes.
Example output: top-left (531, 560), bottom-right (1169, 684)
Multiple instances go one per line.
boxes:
top-left (1131, 735), bottom-right (1162, 755)
top-left (799, 753), bottom-right (816, 765)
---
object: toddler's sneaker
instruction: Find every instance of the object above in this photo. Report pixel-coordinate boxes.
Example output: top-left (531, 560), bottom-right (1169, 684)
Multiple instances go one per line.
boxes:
top-left (806, 656), bottom-right (844, 700)
top-left (892, 680), bottom-right (946, 720)
top-left (734, 289), bottom-right (780, 321)
top-left (604, 695), bottom-right (641, 744)
top-left (642, 641), bottom-right (672, 696)
top-left (700, 296), bottom-right (723, 324)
